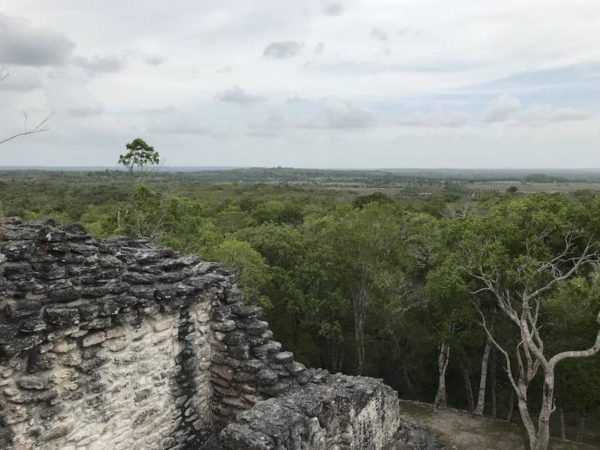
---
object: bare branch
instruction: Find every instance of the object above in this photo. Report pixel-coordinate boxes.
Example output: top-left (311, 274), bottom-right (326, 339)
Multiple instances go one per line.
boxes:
top-left (527, 240), bottom-right (597, 301)
top-left (0, 114), bottom-right (52, 145)
top-left (549, 311), bottom-right (600, 368)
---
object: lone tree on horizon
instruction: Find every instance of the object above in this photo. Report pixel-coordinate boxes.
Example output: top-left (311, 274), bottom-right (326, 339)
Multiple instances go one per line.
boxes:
top-left (118, 138), bottom-right (160, 175)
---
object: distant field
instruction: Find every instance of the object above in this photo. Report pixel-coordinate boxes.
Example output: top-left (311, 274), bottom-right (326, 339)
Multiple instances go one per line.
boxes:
top-left (470, 180), bottom-right (600, 193)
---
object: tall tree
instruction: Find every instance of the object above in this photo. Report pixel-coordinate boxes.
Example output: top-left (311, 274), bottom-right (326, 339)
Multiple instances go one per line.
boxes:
top-left (118, 138), bottom-right (160, 175)
top-left (463, 196), bottom-right (600, 450)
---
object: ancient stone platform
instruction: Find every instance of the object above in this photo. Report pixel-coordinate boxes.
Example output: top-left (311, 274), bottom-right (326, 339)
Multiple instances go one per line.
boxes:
top-left (0, 218), bottom-right (418, 449)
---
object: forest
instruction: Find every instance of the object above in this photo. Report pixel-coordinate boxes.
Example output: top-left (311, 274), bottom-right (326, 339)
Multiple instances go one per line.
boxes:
top-left (1, 169), bottom-right (599, 448)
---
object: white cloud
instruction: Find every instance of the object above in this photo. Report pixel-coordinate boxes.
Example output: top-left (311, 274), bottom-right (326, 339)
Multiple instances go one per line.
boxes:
top-left (324, 3), bottom-right (344, 16)
top-left (483, 95), bottom-right (591, 125)
top-left (217, 86), bottom-right (264, 104)
top-left (398, 109), bottom-right (474, 128)
top-left (44, 77), bottom-right (104, 118)
top-left (248, 109), bottom-right (286, 136)
top-left (73, 55), bottom-right (125, 73)
top-left (483, 95), bottom-right (522, 123)
top-left (140, 53), bottom-right (165, 66)
top-left (299, 101), bottom-right (377, 129)
top-left (1, 1), bottom-right (600, 167)
top-left (0, 68), bottom-right (43, 91)
top-left (369, 27), bottom-right (389, 42)
top-left (263, 41), bottom-right (303, 59)
top-left (518, 106), bottom-right (590, 125)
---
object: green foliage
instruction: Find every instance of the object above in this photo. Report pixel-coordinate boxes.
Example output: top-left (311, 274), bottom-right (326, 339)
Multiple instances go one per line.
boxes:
top-left (118, 138), bottom-right (160, 175)
top-left (208, 239), bottom-right (272, 308)
top-left (352, 192), bottom-right (394, 209)
top-left (2, 173), bottom-right (599, 425)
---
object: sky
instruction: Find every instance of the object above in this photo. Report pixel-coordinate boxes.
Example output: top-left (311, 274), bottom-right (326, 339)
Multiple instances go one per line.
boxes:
top-left (1, 0), bottom-right (600, 168)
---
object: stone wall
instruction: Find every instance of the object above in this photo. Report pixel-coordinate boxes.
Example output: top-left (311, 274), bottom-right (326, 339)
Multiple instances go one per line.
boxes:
top-left (216, 372), bottom-right (401, 450)
top-left (0, 218), bottom-right (314, 449)
top-left (0, 218), bottom-right (420, 450)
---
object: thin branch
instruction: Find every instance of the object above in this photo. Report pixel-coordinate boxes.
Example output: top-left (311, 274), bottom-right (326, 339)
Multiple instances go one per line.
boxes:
top-left (0, 114), bottom-right (52, 145)
top-left (549, 311), bottom-right (600, 368)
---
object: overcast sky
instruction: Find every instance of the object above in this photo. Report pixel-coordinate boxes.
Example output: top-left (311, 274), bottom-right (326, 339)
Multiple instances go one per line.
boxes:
top-left (1, 0), bottom-right (600, 168)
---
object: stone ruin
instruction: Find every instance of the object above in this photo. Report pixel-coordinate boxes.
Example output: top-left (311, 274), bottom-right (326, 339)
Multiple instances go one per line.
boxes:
top-left (0, 218), bottom-right (445, 449)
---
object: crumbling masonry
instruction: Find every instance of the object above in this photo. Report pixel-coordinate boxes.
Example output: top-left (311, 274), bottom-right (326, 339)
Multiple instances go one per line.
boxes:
top-left (0, 218), bottom-right (442, 449)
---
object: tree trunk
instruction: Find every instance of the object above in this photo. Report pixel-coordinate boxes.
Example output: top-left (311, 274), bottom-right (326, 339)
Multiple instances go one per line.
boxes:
top-left (515, 382), bottom-right (538, 450)
top-left (558, 408), bottom-right (566, 440)
top-left (490, 349), bottom-right (497, 417)
top-left (533, 375), bottom-right (555, 450)
top-left (461, 365), bottom-right (475, 412)
top-left (474, 337), bottom-right (492, 416)
top-left (354, 313), bottom-right (365, 375)
top-left (506, 391), bottom-right (514, 422)
top-left (353, 279), bottom-right (368, 376)
top-left (433, 342), bottom-right (450, 409)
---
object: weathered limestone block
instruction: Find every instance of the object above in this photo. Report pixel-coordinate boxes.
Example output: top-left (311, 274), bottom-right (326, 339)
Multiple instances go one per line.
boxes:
top-left (218, 374), bottom-right (401, 450)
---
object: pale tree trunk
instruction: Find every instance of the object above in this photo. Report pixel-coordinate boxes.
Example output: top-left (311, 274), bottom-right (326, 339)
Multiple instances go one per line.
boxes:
top-left (533, 375), bottom-right (555, 450)
top-left (515, 381), bottom-right (539, 450)
top-left (352, 270), bottom-right (370, 375)
top-left (474, 336), bottom-right (492, 415)
top-left (490, 349), bottom-right (497, 417)
top-left (461, 365), bottom-right (475, 412)
top-left (433, 342), bottom-right (450, 409)
top-left (472, 238), bottom-right (600, 450)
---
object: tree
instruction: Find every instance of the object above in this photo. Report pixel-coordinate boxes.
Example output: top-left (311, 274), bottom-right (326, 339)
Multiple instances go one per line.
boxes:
top-left (0, 66), bottom-right (51, 145)
top-left (118, 138), bottom-right (160, 175)
top-left (306, 204), bottom-right (401, 374)
top-left (463, 196), bottom-right (600, 450)
top-left (208, 239), bottom-right (272, 308)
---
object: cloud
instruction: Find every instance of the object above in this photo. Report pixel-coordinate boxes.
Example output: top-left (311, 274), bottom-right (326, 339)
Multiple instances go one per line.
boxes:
top-left (44, 77), bottom-right (104, 117)
top-left (263, 41), bottom-right (303, 59)
top-left (216, 65), bottom-right (233, 74)
top-left (149, 116), bottom-right (210, 135)
top-left (314, 42), bottom-right (326, 54)
top-left (217, 86), bottom-right (264, 104)
top-left (248, 109), bottom-right (286, 136)
top-left (518, 105), bottom-right (590, 125)
top-left (483, 94), bottom-right (522, 123)
top-left (0, 14), bottom-right (75, 66)
top-left (482, 95), bottom-right (590, 125)
top-left (370, 27), bottom-right (389, 42)
top-left (324, 3), bottom-right (344, 16)
top-left (141, 53), bottom-right (165, 66)
top-left (73, 55), bottom-right (125, 73)
top-left (397, 109), bottom-right (474, 127)
top-left (326, 102), bottom-right (377, 128)
top-left (66, 104), bottom-right (104, 117)
top-left (300, 101), bottom-right (377, 129)
top-left (0, 68), bottom-right (43, 92)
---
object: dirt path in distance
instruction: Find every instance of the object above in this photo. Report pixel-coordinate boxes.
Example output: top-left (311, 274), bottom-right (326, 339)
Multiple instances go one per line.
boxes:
top-left (398, 400), bottom-right (599, 450)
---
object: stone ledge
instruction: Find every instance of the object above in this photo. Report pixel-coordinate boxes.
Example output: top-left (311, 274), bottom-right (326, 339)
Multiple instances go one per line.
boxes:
top-left (216, 373), bottom-right (401, 449)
